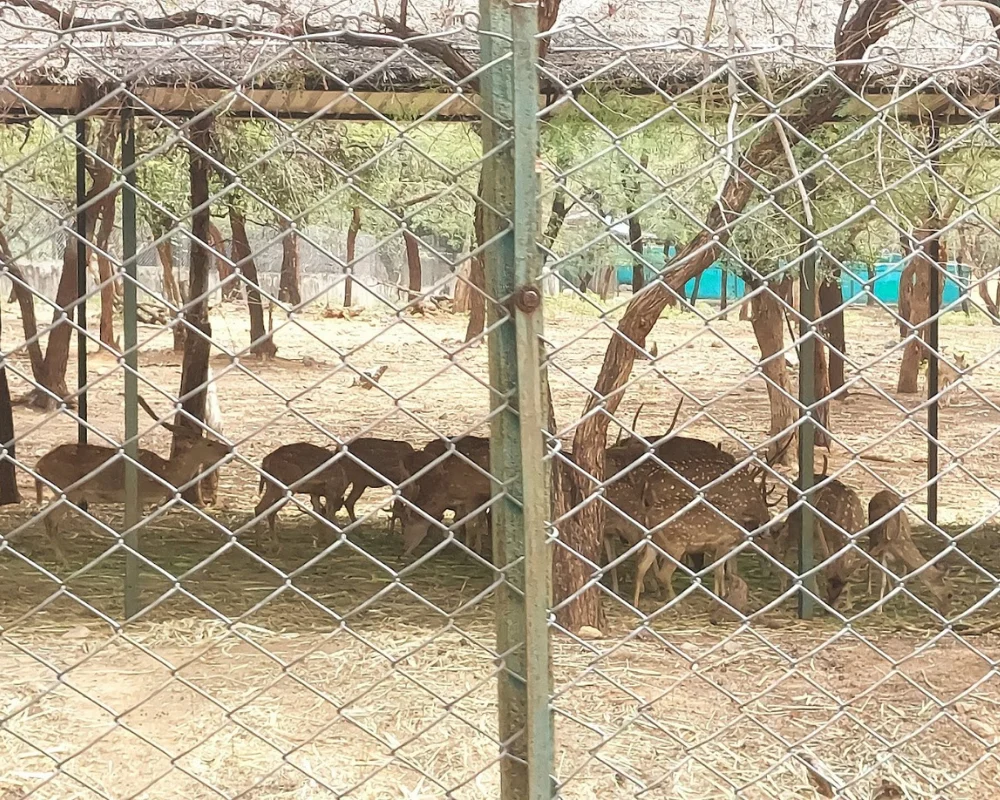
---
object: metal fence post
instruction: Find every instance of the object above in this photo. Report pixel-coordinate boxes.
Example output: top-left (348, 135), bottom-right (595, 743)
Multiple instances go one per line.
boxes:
top-left (511, 8), bottom-right (553, 800)
top-left (480, 2), bottom-right (553, 798)
top-left (797, 233), bottom-right (817, 620)
top-left (927, 237), bottom-right (940, 529)
top-left (75, 116), bottom-right (88, 446)
top-left (121, 104), bottom-right (140, 619)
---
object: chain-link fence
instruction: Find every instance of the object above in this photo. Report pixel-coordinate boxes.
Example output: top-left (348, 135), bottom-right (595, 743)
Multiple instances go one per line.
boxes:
top-left (3, 1), bottom-right (1000, 799)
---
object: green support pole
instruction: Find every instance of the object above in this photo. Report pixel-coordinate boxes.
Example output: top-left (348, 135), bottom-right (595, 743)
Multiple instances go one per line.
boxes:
top-left (75, 118), bottom-right (88, 446)
top-left (798, 231), bottom-right (817, 619)
top-left (121, 105), bottom-right (140, 619)
top-left (481, 2), bottom-right (553, 798)
top-left (511, 7), bottom-right (553, 800)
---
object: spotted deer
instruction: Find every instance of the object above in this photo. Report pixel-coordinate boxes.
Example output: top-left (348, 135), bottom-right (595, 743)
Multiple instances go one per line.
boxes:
top-left (868, 489), bottom-right (951, 613)
top-left (397, 436), bottom-right (491, 557)
top-left (764, 475), bottom-right (866, 608)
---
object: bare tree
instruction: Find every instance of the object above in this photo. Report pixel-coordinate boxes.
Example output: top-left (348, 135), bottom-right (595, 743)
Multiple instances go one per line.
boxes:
top-left (278, 217), bottom-right (302, 305)
top-left (345, 206), bottom-right (361, 307)
top-left (171, 117), bottom-right (218, 504)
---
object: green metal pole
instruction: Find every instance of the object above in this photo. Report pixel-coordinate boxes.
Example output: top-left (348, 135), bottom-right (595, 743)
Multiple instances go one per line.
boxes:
top-left (76, 118), bottom-right (88, 446)
top-left (798, 231), bottom-right (817, 619)
top-left (480, 1), bottom-right (552, 797)
top-left (121, 105), bottom-right (140, 619)
top-left (511, 6), bottom-right (553, 800)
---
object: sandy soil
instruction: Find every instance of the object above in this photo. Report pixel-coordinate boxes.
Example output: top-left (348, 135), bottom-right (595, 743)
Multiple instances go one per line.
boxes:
top-left (1, 295), bottom-right (999, 799)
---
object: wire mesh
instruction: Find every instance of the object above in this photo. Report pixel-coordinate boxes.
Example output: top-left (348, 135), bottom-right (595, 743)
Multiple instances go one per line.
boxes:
top-left (4, 1), bottom-right (1000, 799)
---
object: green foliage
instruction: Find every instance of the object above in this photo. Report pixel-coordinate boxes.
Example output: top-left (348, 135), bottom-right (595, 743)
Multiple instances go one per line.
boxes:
top-left (4, 96), bottom-right (1000, 284)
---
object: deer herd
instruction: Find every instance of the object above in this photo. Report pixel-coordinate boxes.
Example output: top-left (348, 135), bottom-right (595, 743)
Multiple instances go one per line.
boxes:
top-left (25, 395), bottom-right (952, 616)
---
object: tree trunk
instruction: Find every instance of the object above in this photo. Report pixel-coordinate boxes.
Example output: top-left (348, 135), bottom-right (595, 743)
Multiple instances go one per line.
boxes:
top-left (629, 215), bottom-right (644, 294)
top-left (172, 118), bottom-right (216, 505)
top-left (553, 0), bottom-right (902, 629)
top-left (867, 263), bottom-right (876, 306)
top-left (751, 279), bottom-right (796, 461)
top-left (719, 269), bottom-right (729, 319)
top-left (0, 230), bottom-right (45, 383)
top-left (898, 259), bottom-right (914, 340)
top-left (897, 248), bottom-right (932, 394)
top-left (976, 271), bottom-right (999, 323)
top-left (811, 315), bottom-right (832, 449)
top-left (27, 121), bottom-right (118, 409)
top-left (94, 194), bottom-right (120, 352)
top-left (0, 303), bottom-right (20, 505)
top-left (403, 230), bottom-right (422, 299)
top-left (230, 205), bottom-right (276, 358)
top-left (209, 223), bottom-right (238, 301)
top-left (819, 266), bottom-right (845, 391)
top-left (154, 231), bottom-right (186, 352)
top-left (690, 273), bottom-right (702, 306)
top-left (277, 218), bottom-right (302, 306)
top-left (345, 206), bottom-right (360, 307)
top-left (623, 152), bottom-right (648, 294)
top-left (541, 183), bottom-right (572, 263)
top-left (465, 201), bottom-right (486, 342)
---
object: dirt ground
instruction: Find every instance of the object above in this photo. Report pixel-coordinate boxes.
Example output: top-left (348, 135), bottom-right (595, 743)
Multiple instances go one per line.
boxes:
top-left (2, 294), bottom-right (1000, 799)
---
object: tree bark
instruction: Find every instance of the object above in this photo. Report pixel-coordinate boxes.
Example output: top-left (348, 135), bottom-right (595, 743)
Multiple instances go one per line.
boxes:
top-left (27, 120), bottom-right (118, 409)
top-left (93, 194), bottom-right (120, 352)
top-left (345, 206), bottom-right (360, 307)
top-left (0, 230), bottom-right (44, 382)
top-left (155, 232), bottom-right (186, 351)
top-left (897, 247), bottom-right (932, 394)
top-left (751, 278), bottom-right (796, 461)
top-left (553, 0), bottom-right (902, 629)
top-left (172, 118), bottom-right (217, 504)
top-left (624, 153), bottom-right (649, 294)
top-left (0, 303), bottom-right (21, 505)
top-left (229, 205), bottom-right (276, 358)
top-left (690, 273), bottom-right (702, 306)
top-left (278, 218), bottom-right (302, 306)
top-left (541, 183), bottom-right (572, 263)
top-left (209, 223), bottom-right (238, 300)
top-left (403, 230), bottom-right (422, 298)
top-left (720, 268), bottom-right (729, 319)
top-left (819, 266), bottom-right (845, 391)
top-left (867, 263), bottom-right (876, 306)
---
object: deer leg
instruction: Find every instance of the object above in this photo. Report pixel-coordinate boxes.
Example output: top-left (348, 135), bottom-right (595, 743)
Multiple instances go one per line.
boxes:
top-left (877, 555), bottom-right (889, 611)
top-left (343, 483), bottom-right (365, 524)
top-left (651, 550), bottom-right (681, 604)
top-left (388, 498), bottom-right (396, 533)
top-left (254, 486), bottom-right (280, 547)
top-left (633, 544), bottom-right (658, 609)
top-left (42, 502), bottom-right (70, 567)
top-left (604, 536), bottom-right (619, 595)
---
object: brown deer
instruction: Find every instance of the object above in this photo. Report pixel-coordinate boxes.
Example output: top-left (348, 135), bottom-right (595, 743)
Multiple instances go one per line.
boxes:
top-left (603, 434), bottom-right (777, 602)
top-left (621, 456), bottom-right (771, 609)
top-left (327, 438), bottom-right (415, 523)
top-left (397, 437), bottom-right (491, 557)
top-left (764, 475), bottom-right (866, 608)
top-left (34, 406), bottom-right (230, 565)
top-left (868, 489), bottom-right (951, 613)
top-left (254, 443), bottom-right (350, 546)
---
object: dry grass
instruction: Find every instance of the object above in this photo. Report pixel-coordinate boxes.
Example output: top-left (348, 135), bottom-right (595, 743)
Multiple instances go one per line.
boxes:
top-left (2, 297), bottom-right (1000, 798)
